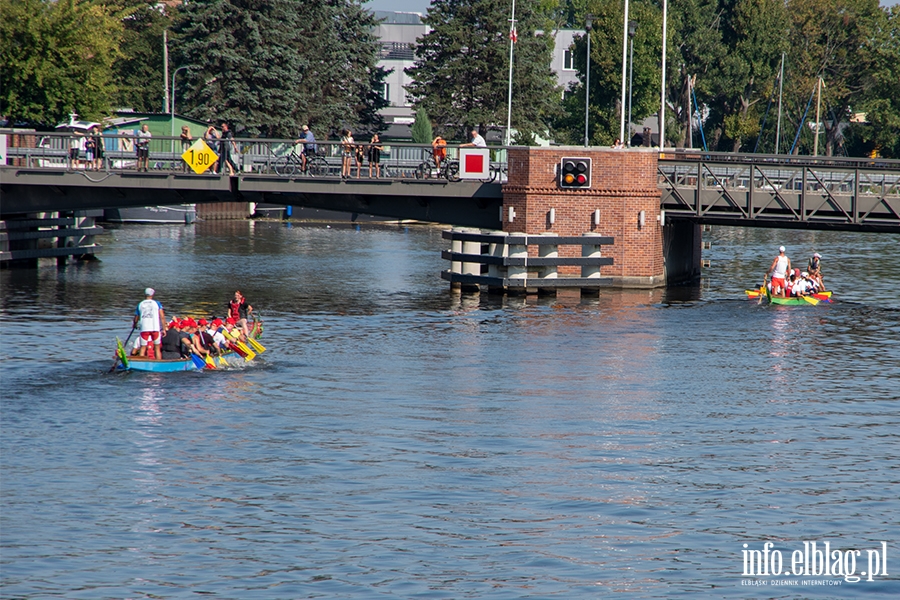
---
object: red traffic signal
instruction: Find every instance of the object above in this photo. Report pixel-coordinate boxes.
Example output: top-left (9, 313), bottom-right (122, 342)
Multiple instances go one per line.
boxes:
top-left (559, 157), bottom-right (591, 189)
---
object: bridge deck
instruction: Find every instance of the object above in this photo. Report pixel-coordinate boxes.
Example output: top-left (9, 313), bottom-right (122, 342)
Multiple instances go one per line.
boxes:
top-left (2, 133), bottom-right (898, 232)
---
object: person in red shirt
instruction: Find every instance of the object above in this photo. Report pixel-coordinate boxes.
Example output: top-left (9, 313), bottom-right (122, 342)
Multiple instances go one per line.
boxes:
top-left (227, 290), bottom-right (253, 335)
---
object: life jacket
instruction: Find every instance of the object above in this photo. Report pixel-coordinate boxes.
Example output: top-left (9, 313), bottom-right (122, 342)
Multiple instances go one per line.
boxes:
top-left (229, 300), bottom-right (242, 320)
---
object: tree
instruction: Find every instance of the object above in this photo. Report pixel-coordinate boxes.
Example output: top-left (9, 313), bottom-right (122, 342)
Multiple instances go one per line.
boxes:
top-left (852, 6), bottom-right (900, 158)
top-left (714, 0), bottom-right (789, 152)
top-left (0, 0), bottom-right (123, 127)
top-left (410, 107), bottom-right (433, 143)
top-left (405, 0), bottom-right (562, 141)
top-left (173, 0), bottom-right (386, 138)
top-left (554, 0), bottom-right (664, 146)
top-left (112, 1), bottom-right (173, 113)
top-left (784, 0), bottom-right (884, 156)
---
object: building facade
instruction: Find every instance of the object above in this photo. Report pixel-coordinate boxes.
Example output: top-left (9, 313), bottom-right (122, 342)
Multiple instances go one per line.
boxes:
top-left (373, 11), bottom-right (584, 140)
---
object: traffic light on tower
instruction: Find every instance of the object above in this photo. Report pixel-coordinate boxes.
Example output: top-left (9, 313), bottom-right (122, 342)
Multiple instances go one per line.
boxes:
top-left (559, 157), bottom-right (592, 189)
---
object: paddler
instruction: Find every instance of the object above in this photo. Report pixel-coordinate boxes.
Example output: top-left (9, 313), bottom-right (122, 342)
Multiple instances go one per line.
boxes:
top-left (767, 246), bottom-right (791, 297)
top-left (807, 252), bottom-right (825, 291)
top-left (133, 288), bottom-right (165, 359)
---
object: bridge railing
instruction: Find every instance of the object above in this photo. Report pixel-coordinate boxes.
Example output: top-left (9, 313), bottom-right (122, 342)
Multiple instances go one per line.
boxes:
top-left (1, 130), bottom-right (510, 182)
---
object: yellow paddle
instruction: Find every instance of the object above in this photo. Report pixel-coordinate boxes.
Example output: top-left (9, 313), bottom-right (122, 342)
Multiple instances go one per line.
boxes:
top-left (801, 295), bottom-right (819, 306)
top-left (246, 336), bottom-right (266, 354)
top-left (204, 353), bottom-right (217, 369)
top-left (227, 329), bottom-right (256, 359)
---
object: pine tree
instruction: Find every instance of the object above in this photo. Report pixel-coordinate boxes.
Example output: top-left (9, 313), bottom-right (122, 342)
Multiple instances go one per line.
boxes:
top-left (410, 107), bottom-right (433, 143)
top-left (113, 1), bottom-right (173, 113)
top-left (405, 0), bottom-right (561, 141)
top-left (172, 0), bottom-right (387, 138)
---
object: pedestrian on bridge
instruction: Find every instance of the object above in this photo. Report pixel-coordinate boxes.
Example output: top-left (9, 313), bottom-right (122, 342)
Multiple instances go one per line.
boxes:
top-left (219, 122), bottom-right (238, 176)
top-left (368, 133), bottom-right (383, 178)
top-left (294, 125), bottom-right (317, 173)
top-left (204, 125), bottom-right (220, 174)
top-left (135, 124), bottom-right (152, 172)
top-left (341, 129), bottom-right (354, 178)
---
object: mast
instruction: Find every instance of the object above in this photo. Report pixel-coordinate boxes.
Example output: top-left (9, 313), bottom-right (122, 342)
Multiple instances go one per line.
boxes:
top-left (505, 0), bottom-right (516, 147)
top-left (774, 53), bottom-right (784, 154)
top-left (813, 76), bottom-right (824, 156)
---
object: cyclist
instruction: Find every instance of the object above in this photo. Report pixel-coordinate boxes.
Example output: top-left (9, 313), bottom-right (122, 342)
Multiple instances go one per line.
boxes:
top-left (431, 136), bottom-right (446, 173)
top-left (294, 125), bottom-right (316, 173)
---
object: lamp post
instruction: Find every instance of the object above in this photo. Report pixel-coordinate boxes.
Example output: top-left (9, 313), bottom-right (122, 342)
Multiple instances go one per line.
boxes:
top-left (619, 0), bottom-right (630, 145)
top-left (170, 66), bottom-right (189, 154)
top-left (659, 0), bottom-right (668, 148)
top-left (584, 14), bottom-right (593, 147)
top-left (505, 0), bottom-right (516, 147)
top-left (627, 20), bottom-right (636, 147)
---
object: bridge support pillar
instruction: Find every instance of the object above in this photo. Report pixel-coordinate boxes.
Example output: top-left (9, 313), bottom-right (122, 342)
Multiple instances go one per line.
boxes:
top-left (503, 147), bottom-right (671, 288)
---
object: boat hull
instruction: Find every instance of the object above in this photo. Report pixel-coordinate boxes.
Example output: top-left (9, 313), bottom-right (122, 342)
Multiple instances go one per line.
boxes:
top-left (114, 321), bottom-right (265, 372)
top-left (119, 357), bottom-right (197, 372)
top-left (745, 286), bottom-right (832, 305)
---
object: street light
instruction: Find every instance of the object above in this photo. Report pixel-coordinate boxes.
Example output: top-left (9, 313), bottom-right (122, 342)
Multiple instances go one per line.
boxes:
top-left (627, 20), bottom-right (637, 147)
top-left (659, 0), bottom-right (668, 148)
top-left (619, 0), bottom-right (630, 145)
top-left (584, 14), bottom-right (593, 147)
top-left (170, 65), bottom-right (189, 154)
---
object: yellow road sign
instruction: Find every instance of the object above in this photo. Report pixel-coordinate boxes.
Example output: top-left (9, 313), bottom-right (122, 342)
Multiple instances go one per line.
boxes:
top-left (181, 138), bottom-right (218, 174)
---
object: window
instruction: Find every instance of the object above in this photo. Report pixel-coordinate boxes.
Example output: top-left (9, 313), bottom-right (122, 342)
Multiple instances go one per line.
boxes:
top-left (381, 83), bottom-right (390, 102)
top-left (563, 49), bottom-right (575, 71)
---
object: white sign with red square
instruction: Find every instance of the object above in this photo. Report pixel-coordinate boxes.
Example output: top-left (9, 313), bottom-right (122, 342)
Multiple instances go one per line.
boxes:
top-left (458, 148), bottom-right (490, 180)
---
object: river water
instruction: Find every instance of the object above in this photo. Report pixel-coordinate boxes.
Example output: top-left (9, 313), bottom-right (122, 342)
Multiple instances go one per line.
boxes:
top-left (1, 221), bottom-right (898, 598)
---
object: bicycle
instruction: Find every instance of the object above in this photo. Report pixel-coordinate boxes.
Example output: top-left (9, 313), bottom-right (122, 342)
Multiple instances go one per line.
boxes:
top-left (415, 149), bottom-right (459, 182)
top-left (489, 162), bottom-right (508, 183)
top-left (273, 149), bottom-right (329, 177)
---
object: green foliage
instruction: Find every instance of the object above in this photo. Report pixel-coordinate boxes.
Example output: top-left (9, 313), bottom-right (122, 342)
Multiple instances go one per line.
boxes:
top-left (0, 0), bottom-right (123, 127)
top-left (172, 0), bottom-right (386, 138)
top-left (410, 107), bottom-right (433, 144)
top-left (405, 0), bottom-right (562, 141)
top-left (112, 1), bottom-right (173, 113)
top-left (554, 0), bottom-right (664, 146)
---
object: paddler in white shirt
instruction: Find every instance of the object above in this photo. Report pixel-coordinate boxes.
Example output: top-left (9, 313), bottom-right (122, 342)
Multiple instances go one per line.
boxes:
top-left (767, 246), bottom-right (791, 297)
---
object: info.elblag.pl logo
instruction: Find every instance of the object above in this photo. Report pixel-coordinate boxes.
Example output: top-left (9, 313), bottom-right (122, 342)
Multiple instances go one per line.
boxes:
top-left (742, 541), bottom-right (889, 584)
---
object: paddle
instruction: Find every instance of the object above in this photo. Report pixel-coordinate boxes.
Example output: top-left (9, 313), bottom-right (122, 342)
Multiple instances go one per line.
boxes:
top-left (190, 353), bottom-right (207, 369)
top-left (217, 355), bottom-right (228, 367)
top-left (226, 328), bottom-right (256, 359)
top-left (110, 324), bottom-right (136, 372)
top-left (801, 295), bottom-right (819, 306)
top-left (204, 353), bottom-right (217, 369)
top-left (246, 336), bottom-right (266, 354)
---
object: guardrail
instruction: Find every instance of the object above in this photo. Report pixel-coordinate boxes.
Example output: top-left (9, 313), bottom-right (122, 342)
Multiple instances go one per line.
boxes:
top-left (441, 229), bottom-right (614, 294)
top-left (658, 152), bottom-right (900, 231)
top-left (1, 131), bottom-right (510, 183)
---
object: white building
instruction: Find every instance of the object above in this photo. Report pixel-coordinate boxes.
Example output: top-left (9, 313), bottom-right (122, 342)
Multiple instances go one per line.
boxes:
top-left (373, 11), bottom-right (583, 138)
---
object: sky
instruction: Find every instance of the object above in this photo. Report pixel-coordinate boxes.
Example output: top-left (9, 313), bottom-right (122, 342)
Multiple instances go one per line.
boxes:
top-left (365, 0), bottom-right (899, 14)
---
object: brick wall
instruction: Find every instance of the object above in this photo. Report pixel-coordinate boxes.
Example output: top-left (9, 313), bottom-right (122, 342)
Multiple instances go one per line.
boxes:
top-left (502, 147), bottom-right (665, 285)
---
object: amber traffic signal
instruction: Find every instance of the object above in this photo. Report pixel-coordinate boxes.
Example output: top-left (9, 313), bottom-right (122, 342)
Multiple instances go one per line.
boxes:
top-left (559, 157), bottom-right (591, 189)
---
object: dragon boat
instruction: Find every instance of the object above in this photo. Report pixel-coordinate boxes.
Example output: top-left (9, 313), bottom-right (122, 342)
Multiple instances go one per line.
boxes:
top-left (745, 285), bottom-right (833, 306)
top-left (113, 320), bottom-right (265, 372)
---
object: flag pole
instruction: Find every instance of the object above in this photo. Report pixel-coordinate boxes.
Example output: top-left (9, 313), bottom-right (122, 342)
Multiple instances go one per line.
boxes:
top-left (505, 0), bottom-right (516, 147)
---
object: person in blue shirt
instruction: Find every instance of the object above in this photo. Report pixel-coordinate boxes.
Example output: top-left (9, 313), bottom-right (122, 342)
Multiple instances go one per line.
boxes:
top-left (295, 125), bottom-right (317, 173)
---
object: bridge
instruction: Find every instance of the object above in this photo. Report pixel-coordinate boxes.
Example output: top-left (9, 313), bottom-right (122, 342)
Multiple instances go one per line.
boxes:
top-left (2, 131), bottom-right (898, 284)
